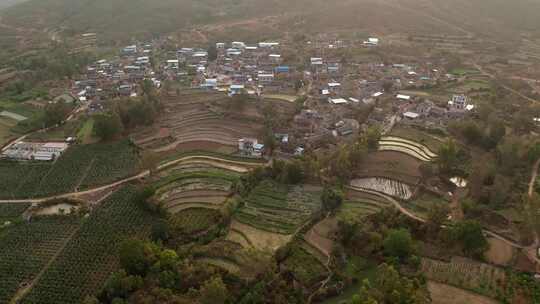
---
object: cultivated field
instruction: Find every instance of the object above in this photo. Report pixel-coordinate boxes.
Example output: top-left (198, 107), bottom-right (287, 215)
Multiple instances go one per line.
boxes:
top-left (131, 91), bottom-right (264, 153)
top-left (0, 140), bottom-right (140, 199)
top-left (234, 181), bottom-right (322, 235)
top-left (339, 189), bottom-right (394, 222)
top-left (379, 136), bottom-right (438, 162)
top-left (281, 242), bottom-right (328, 287)
top-left (421, 257), bottom-right (506, 299)
top-left (350, 177), bottom-right (414, 200)
top-left (354, 151), bottom-right (422, 185)
top-left (0, 202), bottom-right (30, 223)
top-left (19, 186), bottom-right (160, 304)
top-left (0, 216), bottom-right (81, 304)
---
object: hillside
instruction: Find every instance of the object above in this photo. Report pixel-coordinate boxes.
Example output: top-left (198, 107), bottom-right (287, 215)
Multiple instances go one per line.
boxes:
top-left (2, 0), bottom-right (540, 43)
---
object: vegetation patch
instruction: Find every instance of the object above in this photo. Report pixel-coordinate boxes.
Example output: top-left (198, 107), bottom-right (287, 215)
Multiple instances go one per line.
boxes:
top-left (168, 208), bottom-right (222, 235)
top-left (20, 186), bottom-right (160, 304)
top-left (0, 216), bottom-right (81, 304)
top-left (0, 140), bottom-right (140, 199)
top-left (234, 180), bottom-right (322, 234)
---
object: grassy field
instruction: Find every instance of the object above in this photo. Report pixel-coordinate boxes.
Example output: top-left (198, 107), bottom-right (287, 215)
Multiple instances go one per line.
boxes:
top-left (19, 186), bottom-right (160, 304)
top-left (403, 192), bottom-right (448, 218)
top-left (0, 140), bottom-right (140, 199)
top-left (234, 180), bottom-right (322, 235)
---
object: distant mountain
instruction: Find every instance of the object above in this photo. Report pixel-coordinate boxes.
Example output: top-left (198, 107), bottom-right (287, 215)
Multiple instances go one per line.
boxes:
top-left (1, 0), bottom-right (539, 42)
top-left (0, 0), bottom-right (28, 10)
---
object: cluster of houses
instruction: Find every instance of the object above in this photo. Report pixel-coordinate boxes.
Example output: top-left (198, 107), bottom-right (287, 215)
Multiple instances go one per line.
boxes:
top-left (73, 42), bottom-right (159, 112)
top-left (163, 41), bottom-right (298, 96)
top-left (1, 141), bottom-right (69, 161)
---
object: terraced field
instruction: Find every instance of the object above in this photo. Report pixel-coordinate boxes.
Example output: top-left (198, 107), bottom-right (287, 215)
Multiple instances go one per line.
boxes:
top-left (132, 92), bottom-right (263, 153)
top-left (304, 217), bottom-right (338, 259)
top-left (350, 177), bottom-right (414, 200)
top-left (379, 136), bottom-right (438, 162)
top-left (234, 181), bottom-right (322, 235)
top-left (192, 240), bottom-right (270, 279)
top-left (226, 220), bottom-right (291, 251)
top-left (339, 189), bottom-right (394, 222)
top-left (421, 257), bottom-right (506, 299)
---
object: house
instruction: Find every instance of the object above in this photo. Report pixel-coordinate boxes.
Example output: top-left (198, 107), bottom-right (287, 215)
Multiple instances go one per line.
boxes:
top-left (269, 54), bottom-right (282, 63)
top-left (238, 138), bottom-right (264, 157)
top-left (275, 66), bottom-right (290, 74)
top-left (259, 42), bottom-right (280, 48)
top-left (201, 78), bottom-right (218, 89)
top-left (229, 84), bottom-right (245, 95)
top-left (216, 43), bottom-right (226, 49)
top-left (448, 94), bottom-right (469, 110)
top-left (166, 60), bottom-right (179, 69)
top-left (329, 98), bottom-right (348, 105)
top-left (363, 38), bottom-right (379, 46)
top-left (403, 112), bottom-right (420, 120)
top-left (122, 45), bottom-right (137, 55)
top-left (258, 73), bottom-right (275, 83)
top-left (232, 42), bottom-right (246, 49)
top-left (396, 94), bottom-right (411, 101)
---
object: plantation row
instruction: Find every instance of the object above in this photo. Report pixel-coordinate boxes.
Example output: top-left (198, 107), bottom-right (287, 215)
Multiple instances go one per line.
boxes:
top-left (0, 216), bottom-right (81, 303)
top-left (350, 177), bottom-right (413, 200)
top-left (0, 202), bottom-right (31, 223)
top-left (379, 136), bottom-right (437, 162)
top-left (421, 257), bottom-right (506, 297)
top-left (0, 141), bottom-right (140, 199)
top-left (235, 180), bottom-right (322, 235)
top-left (20, 186), bottom-right (160, 304)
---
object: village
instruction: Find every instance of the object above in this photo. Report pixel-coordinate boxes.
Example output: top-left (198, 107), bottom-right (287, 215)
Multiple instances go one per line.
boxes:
top-left (1, 35), bottom-right (478, 161)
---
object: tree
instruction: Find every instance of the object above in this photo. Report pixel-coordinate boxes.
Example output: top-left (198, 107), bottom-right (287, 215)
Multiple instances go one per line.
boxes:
top-left (101, 270), bottom-right (143, 301)
top-left (141, 151), bottom-right (161, 176)
top-left (119, 240), bottom-right (149, 276)
top-left (437, 139), bottom-right (459, 174)
top-left (151, 219), bottom-right (170, 242)
top-left (383, 229), bottom-right (414, 260)
top-left (321, 187), bottom-right (344, 212)
top-left (94, 113), bottom-right (123, 140)
top-left (199, 276), bottom-right (229, 304)
top-left (44, 101), bottom-right (71, 127)
top-left (208, 43), bottom-right (218, 61)
top-left (448, 220), bottom-right (488, 257)
top-left (426, 204), bottom-right (449, 236)
top-left (366, 126), bottom-right (381, 151)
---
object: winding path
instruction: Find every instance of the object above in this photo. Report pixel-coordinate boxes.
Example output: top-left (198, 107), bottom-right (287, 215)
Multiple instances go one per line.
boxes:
top-left (0, 155), bottom-right (263, 204)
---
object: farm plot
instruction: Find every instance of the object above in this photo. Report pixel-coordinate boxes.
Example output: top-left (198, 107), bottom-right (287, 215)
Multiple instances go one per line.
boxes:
top-left (168, 208), bottom-right (222, 235)
top-left (227, 220), bottom-right (291, 251)
top-left (379, 136), bottom-right (438, 162)
top-left (0, 216), bottom-right (81, 304)
top-left (192, 240), bottom-right (271, 279)
top-left (389, 126), bottom-right (444, 152)
top-left (20, 186), bottom-right (160, 304)
top-left (338, 189), bottom-right (393, 222)
top-left (304, 217), bottom-right (338, 259)
top-left (403, 192), bottom-right (449, 218)
top-left (0, 203), bottom-right (31, 223)
top-left (355, 151), bottom-right (422, 185)
top-left (421, 257), bottom-right (506, 299)
top-left (281, 243), bottom-right (329, 287)
top-left (135, 95), bottom-right (264, 152)
top-left (350, 177), bottom-right (414, 200)
top-left (234, 180), bottom-right (322, 235)
top-left (0, 141), bottom-right (140, 199)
